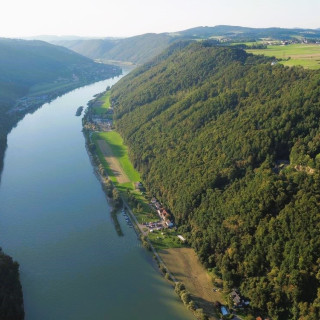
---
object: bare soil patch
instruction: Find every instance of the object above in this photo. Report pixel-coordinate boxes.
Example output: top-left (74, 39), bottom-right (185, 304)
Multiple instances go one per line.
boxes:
top-left (160, 248), bottom-right (224, 319)
top-left (97, 140), bottom-right (130, 184)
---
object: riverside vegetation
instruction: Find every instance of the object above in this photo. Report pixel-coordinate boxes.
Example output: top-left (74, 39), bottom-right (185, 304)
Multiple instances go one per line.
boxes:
top-left (110, 42), bottom-right (320, 319)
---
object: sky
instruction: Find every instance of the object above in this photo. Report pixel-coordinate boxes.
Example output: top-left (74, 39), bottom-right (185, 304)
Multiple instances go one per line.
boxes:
top-left (0, 0), bottom-right (319, 38)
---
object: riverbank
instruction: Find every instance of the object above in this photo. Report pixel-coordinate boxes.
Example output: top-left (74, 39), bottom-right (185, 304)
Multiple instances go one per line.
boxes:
top-left (0, 77), bottom-right (196, 320)
top-left (0, 72), bottom-right (122, 320)
top-left (82, 89), bottom-right (228, 320)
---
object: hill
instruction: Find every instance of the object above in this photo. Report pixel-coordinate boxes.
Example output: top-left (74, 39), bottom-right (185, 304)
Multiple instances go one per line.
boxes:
top-left (0, 38), bottom-right (120, 105)
top-left (0, 37), bottom-right (121, 171)
top-left (52, 33), bottom-right (178, 65)
top-left (50, 25), bottom-right (320, 66)
top-left (111, 42), bottom-right (320, 319)
top-left (178, 25), bottom-right (320, 40)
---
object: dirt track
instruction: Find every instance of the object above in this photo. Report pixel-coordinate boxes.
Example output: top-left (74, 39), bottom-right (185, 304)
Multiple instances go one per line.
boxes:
top-left (97, 140), bottom-right (130, 184)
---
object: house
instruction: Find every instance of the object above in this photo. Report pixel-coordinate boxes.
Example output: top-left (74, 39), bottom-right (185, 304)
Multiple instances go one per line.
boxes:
top-left (154, 202), bottom-right (161, 210)
top-left (135, 182), bottom-right (143, 190)
top-left (230, 290), bottom-right (242, 306)
top-left (230, 289), bottom-right (250, 308)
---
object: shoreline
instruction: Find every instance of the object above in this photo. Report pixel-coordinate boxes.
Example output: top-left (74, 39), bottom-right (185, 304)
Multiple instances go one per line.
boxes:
top-left (83, 128), bottom-right (174, 274)
top-left (82, 97), bottom-right (216, 320)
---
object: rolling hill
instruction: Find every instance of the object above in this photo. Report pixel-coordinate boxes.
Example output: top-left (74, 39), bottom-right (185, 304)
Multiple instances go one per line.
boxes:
top-left (0, 37), bottom-right (121, 172)
top-left (50, 25), bottom-right (320, 66)
top-left (52, 33), bottom-right (178, 65)
top-left (111, 42), bottom-right (320, 319)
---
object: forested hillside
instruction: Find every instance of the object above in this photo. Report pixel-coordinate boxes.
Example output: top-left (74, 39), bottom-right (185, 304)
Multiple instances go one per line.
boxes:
top-left (111, 42), bottom-right (320, 319)
top-left (0, 38), bottom-right (121, 172)
top-left (52, 33), bottom-right (178, 65)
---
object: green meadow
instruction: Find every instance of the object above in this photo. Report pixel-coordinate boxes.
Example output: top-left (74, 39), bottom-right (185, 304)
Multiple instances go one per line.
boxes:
top-left (93, 131), bottom-right (140, 184)
top-left (92, 131), bottom-right (158, 222)
top-left (148, 229), bottom-right (184, 250)
top-left (93, 91), bottom-right (111, 115)
top-left (247, 44), bottom-right (320, 69)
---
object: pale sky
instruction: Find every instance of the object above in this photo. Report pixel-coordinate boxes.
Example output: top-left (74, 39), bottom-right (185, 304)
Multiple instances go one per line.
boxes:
top-left (1, 0), bottom-right (319, 38)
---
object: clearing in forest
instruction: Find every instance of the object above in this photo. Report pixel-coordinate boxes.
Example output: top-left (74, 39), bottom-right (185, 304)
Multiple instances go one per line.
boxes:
top-left (247, 44), bottom-right (320, 69)
top-left (96, 139), bottom-right (131, 184)
top-left (160, 247), bottom-right (225, 319)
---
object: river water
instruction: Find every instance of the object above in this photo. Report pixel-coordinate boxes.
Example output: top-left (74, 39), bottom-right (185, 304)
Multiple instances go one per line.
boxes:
top-left (0, 76), bottom-right (194, 320)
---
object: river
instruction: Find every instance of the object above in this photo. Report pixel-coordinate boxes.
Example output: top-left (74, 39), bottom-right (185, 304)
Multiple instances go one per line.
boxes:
top-left (0, 76), bottom-right (194, 320)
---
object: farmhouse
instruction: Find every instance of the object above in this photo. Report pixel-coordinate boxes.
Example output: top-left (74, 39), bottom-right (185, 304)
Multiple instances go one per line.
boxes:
top-left (230, 289), bottom-right (250, 307)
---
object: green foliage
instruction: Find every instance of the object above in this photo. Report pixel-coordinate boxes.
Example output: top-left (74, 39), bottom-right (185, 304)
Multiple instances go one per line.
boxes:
top-left (148, 229), bottom-right (185, 250)
top-left (112, 188), bottom-right (122, 208)
top-left (111, 42), bottom-right (320, 319)
top-left (93, 131), bottom-right (141, 183)
top-left (53, 33), bottom-right (178, 65)
top-left (0, 250), bottom-right (24, 320)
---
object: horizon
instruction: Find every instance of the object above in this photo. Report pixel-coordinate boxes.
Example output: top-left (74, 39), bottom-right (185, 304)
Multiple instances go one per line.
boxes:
top-left (8, 24), bottom-right (320, 41)
top-left (1, 0), bottom-right (319, 38)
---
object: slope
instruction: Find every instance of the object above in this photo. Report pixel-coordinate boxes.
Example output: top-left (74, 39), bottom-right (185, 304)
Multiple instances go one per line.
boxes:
top-left (51, 25), bottom-right (320, 67)
top-left (52, 33), bottom-right (177, 65)
top-left (111, 42), bottom-right (320, 319)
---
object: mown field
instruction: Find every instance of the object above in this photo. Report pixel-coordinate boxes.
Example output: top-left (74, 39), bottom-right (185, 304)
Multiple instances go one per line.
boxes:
top-left (160, 248), bottom-right (224, 320)
top-left (92, 131), bottom-right (158, 222)
top-left (92, 91), bottom-right (111, 115)
top-left (92, 131), bottom-right (140, 185)
top-left (247, 44), bottom-right (320, 69)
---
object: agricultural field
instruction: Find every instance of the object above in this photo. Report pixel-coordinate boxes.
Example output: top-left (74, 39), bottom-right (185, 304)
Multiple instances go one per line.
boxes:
top-left (160, 248), bottom-right (225, 319)
top-left (246, 44), bottom-right (320, 69)
top-left (92, 131), bottom-right (140, 185)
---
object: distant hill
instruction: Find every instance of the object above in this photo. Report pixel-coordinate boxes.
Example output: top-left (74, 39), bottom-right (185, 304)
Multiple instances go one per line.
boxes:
top-left (50, 25), bottom-right (320, 65)
top-left (21, 35), bottom-right (115, 42)
top-left (177, 25), bottom-right (320, 40)
top-left (111, 42), bottom-right (320, 319)
top-left (52, 33), bottom-right (178, 65)
top-left (0, 38), bottom-right (120, 106)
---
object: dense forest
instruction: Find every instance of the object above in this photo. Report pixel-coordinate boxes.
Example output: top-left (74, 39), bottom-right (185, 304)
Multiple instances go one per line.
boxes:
top-left (0, 38), bottom-right (121, 319)
top-left (111, 42), bottom-right (320, 319)
top-left (0, 250), bottom-right (24, 320)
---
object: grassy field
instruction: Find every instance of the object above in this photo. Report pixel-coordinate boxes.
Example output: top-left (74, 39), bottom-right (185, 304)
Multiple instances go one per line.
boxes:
top-left (93, 131), bottom-right (140, 184)
top-left (148, 229), bottom-right (185, 250)
top-left (92, 131), bottom-right (158, 222)
top-left (92, 91), bottom-right (111, 115)
top-left (246, 44), bottom-right (320, 69)
top-left (160, 248), bottom-right (225, 319)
